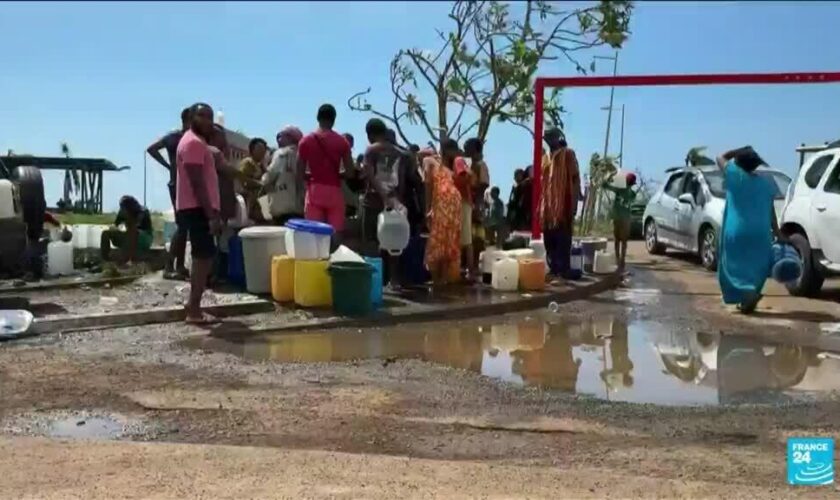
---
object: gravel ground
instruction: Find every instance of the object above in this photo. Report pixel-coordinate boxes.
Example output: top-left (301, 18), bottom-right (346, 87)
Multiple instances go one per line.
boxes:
top-left (18, 273), bottom-right (264, 318)
top-left (2, 243), bottom-right (840, 497)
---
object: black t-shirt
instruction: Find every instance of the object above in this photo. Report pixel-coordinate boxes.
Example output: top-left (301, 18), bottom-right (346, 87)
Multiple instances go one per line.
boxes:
top-left (162, 130), bottom-right (183, 186)
top-left (115, 207), bottom-right (153, 233)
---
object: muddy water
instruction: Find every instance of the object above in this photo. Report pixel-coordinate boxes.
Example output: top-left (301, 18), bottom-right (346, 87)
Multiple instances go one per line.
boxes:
top-left (182, 314), bottom-right (840, 406)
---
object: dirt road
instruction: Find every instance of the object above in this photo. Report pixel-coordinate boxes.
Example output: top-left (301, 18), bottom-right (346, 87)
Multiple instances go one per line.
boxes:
top-left (1, 242), bottom-right (839, 498)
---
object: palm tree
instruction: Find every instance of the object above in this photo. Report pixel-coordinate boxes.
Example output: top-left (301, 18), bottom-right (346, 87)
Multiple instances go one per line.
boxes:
top-left (685, 146), bottom-right (715, 167)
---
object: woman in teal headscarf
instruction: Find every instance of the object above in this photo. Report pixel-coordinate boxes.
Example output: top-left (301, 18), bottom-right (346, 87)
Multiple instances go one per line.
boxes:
top-left (715, 146), bottom-right (782, 313)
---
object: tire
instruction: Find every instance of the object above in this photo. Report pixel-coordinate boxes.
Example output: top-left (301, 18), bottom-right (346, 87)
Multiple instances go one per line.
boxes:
top-left (785, 233), bottom-right (824, 297)
top-left (644, 219), bottom-right (665, 255)
top-left (699, 226), bottom-right (718, 271)
top-left (11, 166), bottom-right (46, 241)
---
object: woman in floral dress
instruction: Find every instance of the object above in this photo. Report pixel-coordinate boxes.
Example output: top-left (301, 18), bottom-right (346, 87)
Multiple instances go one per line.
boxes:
top-left (423, 139), bottom-right (462, 286)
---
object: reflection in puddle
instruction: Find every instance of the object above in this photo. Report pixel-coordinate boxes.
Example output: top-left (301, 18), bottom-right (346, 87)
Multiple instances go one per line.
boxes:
top-left (183, 317), bottom-right (840, 406)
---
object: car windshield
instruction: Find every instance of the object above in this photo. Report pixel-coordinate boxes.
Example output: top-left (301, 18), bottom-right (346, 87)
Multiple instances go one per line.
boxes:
top-left (702, 169), bottom-right (791, 200)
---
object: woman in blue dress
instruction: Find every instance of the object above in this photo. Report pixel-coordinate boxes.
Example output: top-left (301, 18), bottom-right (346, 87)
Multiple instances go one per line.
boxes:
top-left (715, 146), bottom-right (783, 313)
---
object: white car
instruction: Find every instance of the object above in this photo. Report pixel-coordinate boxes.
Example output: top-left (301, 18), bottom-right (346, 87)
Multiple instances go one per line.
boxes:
top-left (780, 147), bottom-right (840, 296)
top-left (643, 165), bottom-right (791, 270)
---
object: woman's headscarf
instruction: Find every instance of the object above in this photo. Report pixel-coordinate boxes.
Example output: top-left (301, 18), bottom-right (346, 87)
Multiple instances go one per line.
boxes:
top-left (278, 125), bottom-right (303, 146)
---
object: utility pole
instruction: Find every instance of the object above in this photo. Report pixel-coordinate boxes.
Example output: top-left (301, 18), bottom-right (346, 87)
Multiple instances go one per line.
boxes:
top-left (596, 52), bottom-right (619, 160)
top-left (619, 104), bottom-right (625, 168)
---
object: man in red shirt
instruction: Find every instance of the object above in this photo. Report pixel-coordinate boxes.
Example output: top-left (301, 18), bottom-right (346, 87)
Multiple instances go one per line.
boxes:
top-left (296, 104), bottom-right (357, 240)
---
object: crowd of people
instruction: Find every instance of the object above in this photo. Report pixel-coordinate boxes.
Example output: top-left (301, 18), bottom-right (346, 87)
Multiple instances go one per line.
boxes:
top-left (122, 102), bottom-right (592, 322)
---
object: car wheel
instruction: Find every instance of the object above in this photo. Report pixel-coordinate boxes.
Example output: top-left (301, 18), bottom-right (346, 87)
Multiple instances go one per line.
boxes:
top-left (699, 227), bottom-right (718, 271)
top-left (11, 166), bottom-right (46, 241)
top-left (785, 233), bottom-right (824, 297)
top-left (645, 219), bottom-right (665, 255)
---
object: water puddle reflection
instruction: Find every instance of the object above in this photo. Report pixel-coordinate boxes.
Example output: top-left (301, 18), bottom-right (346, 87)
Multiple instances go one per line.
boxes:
top-left (183, 316), bottom-right (840, 406)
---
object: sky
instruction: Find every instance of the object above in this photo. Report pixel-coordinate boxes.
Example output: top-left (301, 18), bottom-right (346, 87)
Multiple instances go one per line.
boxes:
top-left (2, 1), bottom-right (840, 212)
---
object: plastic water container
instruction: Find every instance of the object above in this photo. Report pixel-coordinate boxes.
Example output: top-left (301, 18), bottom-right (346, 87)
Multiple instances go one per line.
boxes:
top-left (399, 235), bottom-right (431, 286)
top-left (771, 242), bottom-right (802, 284)
top-left (579, 237), bottom-right (608, 273)
top-left (0, 310), bottom-right (34, 339)
top-left (528, 239), bottom-right (546, 260)
top-left (610, 170), bottom-right (628, 189)
top-left (89, 225), bottom-right (108, 249)
top-left (330, 245), bottom-right (365, 264)
top-left (46, 241), bottom-right (74, 276)
top-left (229, 194), bottom-right (251, 228)
top-left (72, 224), bottom-right (89, 249)
top-left (328, 262), bottom-right (375, 316)
top-left (364, 256), bottom-right (384, 307)
top-left (239, 226), bottom-right (288, 294)
top-left (505, 248), bottom-right (536, 261)
top-left (271, 255), bottom-right (295, 302)
top-left (285, 219), bottom-right (333, 260)
top-left (377, 209), bottom-right (410, 256)
top-left (518, 259), bottom-right (546, 291)
top-left (569, 246), bottom-right (583, 280)
top-left (0, 180), bottom-right (16, 218)
top-left (294, 259), bottom-right (332, 307)
top-left (491, 258), bottom-right (519, 291)
top-left (593, 250), bottom-right (617, 274)
top-left (227, 234), bottom-right (246, 288)
top-left (480, 247), bottom-right (505, 275)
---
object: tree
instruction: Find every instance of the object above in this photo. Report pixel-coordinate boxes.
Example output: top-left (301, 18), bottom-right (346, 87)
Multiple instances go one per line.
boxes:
top-left (685, 146), bottom-right (715, 167)
top-left (580, 152), bottom-right (618, 234)
top-left (348, 0), bottom-right (633, 144)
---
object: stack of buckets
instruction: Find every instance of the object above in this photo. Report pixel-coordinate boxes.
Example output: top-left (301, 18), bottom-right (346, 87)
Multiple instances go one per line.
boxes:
top-left (268, 219), bottom-right (335, 308)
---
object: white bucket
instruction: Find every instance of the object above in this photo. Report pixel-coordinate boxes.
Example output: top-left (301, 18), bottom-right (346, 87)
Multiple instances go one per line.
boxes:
top-left (239, 226), bottom-right (287, 294)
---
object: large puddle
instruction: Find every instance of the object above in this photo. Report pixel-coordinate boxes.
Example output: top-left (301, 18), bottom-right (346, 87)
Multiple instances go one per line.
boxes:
top-left (183, 315), bottom-right (840, 406)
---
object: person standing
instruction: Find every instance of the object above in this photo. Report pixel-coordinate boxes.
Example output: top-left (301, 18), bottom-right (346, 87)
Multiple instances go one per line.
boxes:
top-left (540, 128), bottom-right (580, 280)
top-left (463, 137), bottom-right (490, 260)
top-left (716, 146), bottom-right (781, 313)
top-left (297, 104), bottom-right (357, 239)
top-left (238, 138), bottom-right (269, 223)
top-left (602, 171), bottom-right (639, 273)
top-left (485, 186), bottom-right (506, 246)
top-left (176, 103), bottom-right (221, 324)
top-left (147, 107), bottom-right (190, 280)
top-left (264, 126), bottom-right (305, 225)
top-left (424, 139), bottom-right (462, 286)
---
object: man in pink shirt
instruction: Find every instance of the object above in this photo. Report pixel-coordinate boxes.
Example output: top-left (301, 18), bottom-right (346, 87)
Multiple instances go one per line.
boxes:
top-left (297, 104), bottom-right (357, 239)
top-left (176, 102), bottom-right (221, 324)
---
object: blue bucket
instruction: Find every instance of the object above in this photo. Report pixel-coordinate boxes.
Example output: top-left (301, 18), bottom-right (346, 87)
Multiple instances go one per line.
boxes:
top-left (364, 256), bottom-right (383, 308)
top-left (227, 234), bottom-right (246, 288)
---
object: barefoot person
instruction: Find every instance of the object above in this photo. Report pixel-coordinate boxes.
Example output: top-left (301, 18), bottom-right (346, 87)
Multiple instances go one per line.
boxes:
top-left (715, 146), bottom-right (781, 314)
top-left (602, 172), bottom-right (639, 273)
top-left (423, 139), bottom-right (462, 286)
top-left (176, 103), bottom-right (221, 324)
top-left (100, 195), bottom-right (154, 264)
top-left (147, 107), bottom-right (190, 279)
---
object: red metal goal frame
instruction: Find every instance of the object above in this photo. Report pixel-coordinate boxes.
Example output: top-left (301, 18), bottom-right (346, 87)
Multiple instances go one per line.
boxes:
top-left (531, 71), bottom-right (840, 239)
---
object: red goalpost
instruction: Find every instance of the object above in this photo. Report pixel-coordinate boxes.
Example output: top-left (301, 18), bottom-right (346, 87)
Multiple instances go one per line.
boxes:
top-left (530, 71), bottom-right (840, 239)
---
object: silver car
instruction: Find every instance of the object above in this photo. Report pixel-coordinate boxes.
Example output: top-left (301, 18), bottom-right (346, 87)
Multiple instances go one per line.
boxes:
top-left (642, 165), bottom-right (791, 270)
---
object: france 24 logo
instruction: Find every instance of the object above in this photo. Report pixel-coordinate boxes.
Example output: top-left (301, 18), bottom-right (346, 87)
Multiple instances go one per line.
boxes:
top-left (787, 437), bottom-right (834, 486)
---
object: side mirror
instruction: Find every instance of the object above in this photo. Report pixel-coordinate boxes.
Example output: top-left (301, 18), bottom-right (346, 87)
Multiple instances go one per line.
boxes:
top-left (678, 193), bottom-right (694, 205)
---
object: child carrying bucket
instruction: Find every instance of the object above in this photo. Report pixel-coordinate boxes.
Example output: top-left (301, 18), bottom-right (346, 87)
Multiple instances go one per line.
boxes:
top-left (602, 172), bottom-right (639, 274)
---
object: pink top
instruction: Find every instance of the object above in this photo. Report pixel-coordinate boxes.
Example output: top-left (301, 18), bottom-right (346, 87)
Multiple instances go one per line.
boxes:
top-left (298, 129), bottom-right (350, 187)
top-left (176, 129), bottom-right (220, 212)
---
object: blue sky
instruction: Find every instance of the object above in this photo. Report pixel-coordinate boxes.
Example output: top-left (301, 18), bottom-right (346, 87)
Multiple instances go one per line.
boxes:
top-left (2, 1), bottom-right (839, 211)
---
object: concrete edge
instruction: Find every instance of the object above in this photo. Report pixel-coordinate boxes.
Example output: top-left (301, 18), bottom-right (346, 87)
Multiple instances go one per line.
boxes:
top-left (31, 300), bottom-right (276, 335)
top-left (0, 275), bottom-right (141, 295)
top-left (240, 273), bottom-right (622, 336)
